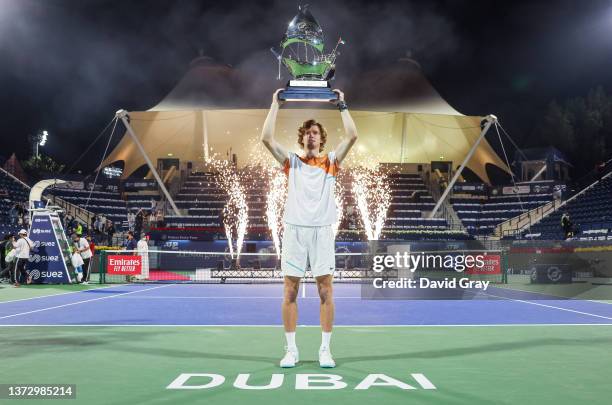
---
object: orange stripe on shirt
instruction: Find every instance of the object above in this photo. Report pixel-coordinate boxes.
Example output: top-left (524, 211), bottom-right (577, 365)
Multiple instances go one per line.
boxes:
top-left (298, 154), bottom-right (339, 177)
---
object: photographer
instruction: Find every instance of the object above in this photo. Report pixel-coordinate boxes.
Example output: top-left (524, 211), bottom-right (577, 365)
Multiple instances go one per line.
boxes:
top-left (12, 229), bottom-right (33, 287)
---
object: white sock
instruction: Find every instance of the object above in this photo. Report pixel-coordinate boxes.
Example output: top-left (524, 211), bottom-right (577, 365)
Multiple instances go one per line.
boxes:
top-left (285, 332), bottom-right (297, 350)
top-left (321, 331), bottom-right (332, 349)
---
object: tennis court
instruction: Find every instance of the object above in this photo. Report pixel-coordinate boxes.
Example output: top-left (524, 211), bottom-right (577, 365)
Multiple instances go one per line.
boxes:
top-left (2, 280), bottom-right (612, 405)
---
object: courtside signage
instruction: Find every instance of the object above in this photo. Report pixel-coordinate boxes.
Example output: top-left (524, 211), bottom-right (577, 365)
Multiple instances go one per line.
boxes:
top-left (27, 212), bottom-right (71, 284)
top-left (107, 255), bottom-right (142, 275)
top-left (466, 254), bottom-right (501, 275)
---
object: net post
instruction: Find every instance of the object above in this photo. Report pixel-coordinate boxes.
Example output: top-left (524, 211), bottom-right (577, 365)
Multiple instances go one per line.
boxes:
top-left (501, 249), bottom-right (508, 284)
top-left (99, 250), bottom-right (106, 284)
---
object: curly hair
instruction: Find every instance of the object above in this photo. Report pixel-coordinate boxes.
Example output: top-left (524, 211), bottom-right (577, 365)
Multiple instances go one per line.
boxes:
top-left (297, 119), bottom-right (327, 152)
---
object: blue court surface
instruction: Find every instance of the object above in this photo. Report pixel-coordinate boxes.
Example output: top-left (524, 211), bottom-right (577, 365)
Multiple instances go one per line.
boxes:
top-left (2, 283), bottom-right (612, 326)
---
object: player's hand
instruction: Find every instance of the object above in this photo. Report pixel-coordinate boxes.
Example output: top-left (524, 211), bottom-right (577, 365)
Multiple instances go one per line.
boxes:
top-left (272, 88), bottom-right (285, 107)
top-left (332, 89), bottom-right (345, 104)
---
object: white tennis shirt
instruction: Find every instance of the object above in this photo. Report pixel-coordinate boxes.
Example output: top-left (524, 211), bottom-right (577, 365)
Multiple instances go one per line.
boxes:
top-left (283, 151), bottom-right (339, 227)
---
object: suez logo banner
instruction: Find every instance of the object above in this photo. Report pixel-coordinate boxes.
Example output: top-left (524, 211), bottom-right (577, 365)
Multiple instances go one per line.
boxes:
top-left (107, 255), bottom-right (142, 275)
top-left (33, 241), bottom-right (56, 248)
top-left (31, 228), bottom-right (52, 234)
top-left (166, 373), bottom-right (436, 391)
top-left (29, 254), bottom-right (60, 263)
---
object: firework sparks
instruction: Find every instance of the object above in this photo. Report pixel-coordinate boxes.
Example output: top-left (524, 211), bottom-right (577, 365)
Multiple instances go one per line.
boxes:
top-left (350, 164), bottom-right (392, 240)
top-left (206, 154), bottom-right (249, 259)
top-left (265, 168), bottom-right (288, 258)
top-left (333, 174), bottom-right (345, 237)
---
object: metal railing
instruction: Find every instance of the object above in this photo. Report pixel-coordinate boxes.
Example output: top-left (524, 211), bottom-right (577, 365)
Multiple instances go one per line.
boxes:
top-left (496, 159), bottom-right (612, 238)
top-left (422, 171), bottom-right (465, 232)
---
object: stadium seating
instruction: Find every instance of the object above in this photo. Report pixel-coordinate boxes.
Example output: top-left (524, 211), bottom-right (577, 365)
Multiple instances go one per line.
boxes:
top-left (50, 187), bottom-right (128, 228)
top-left (522, 175), bottom-right (612, 240)
top-left (452, 193), bottom-right (554, 236)
top-left (0, 169), bottom-right (30, 235)
top-left (166, 170), bottom-right (470, 240)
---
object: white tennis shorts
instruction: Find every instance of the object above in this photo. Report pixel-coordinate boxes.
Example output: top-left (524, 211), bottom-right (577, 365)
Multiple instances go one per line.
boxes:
top-left (281, 223), bottom-right (335, 278)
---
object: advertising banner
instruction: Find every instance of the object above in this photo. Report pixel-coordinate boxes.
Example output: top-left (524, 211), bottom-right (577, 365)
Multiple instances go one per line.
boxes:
top-left (107, 255), bottom-right (142, 275)
top-left (27, 212), bottom-right (72, 284)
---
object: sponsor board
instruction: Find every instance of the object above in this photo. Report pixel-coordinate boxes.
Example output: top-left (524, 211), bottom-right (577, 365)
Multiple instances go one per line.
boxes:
top-left (27, 212), bottom-right (71, 284)
top-left (107, 255), bottom-right (142, 275)
top-left (466, 254), bottom-right (501, 275)
top-left (502, 185), bottom-right (531, 195)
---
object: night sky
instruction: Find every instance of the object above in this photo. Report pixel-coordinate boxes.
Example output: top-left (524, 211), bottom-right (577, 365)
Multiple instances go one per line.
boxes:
top-left (1, 0), bottom-right (611, 173)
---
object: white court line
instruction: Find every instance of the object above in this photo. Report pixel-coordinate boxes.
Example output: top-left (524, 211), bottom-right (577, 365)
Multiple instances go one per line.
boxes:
top-left (491, 284), bottom-right (612, 305)
top-left (482, 292), bottom-right (612, 321)
top-left (0, 284), bottom-right (129, 304)
top-left (0, 284), bottom-right (173, 320)
top-left (112, 295), bottom-right (363, 299)
top-left (0, 323), bottom-right (611, 327)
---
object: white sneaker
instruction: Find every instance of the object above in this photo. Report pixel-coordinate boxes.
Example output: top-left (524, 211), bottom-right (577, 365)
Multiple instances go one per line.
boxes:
top-left (82, 281), bottom-right (89, 285)
top-left (280, 347), bottom-right (299, 368)
top-left (76, 273), bottom-right (83, 282)
top-left (319, 346), bottom-right (335, 368)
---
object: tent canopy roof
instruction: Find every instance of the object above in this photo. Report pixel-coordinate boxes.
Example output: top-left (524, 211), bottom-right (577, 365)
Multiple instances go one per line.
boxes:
top-left (103, 55), bottom-right (511, 184)
top-left (150, 55), bottom-right (466, 115)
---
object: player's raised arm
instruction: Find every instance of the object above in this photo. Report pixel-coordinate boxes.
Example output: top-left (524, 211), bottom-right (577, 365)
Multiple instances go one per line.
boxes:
top-left (261, 89), bottom-right (290, 165)
top-left (332, 89), bottom-right (358, 164)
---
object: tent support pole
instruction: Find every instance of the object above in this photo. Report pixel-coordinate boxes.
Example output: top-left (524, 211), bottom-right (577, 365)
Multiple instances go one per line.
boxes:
top-left (116, 109), bottom-right (181, 216)
top-left (203, 110), bottom-right (209, 160)
top-left (429, 114), bottom-right (497, 218)
top-left (400, 113), bottom-right (407, 163)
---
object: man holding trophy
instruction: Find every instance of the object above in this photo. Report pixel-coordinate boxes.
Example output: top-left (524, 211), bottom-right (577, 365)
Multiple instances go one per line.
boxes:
top-left (261, 5), bottom-right (358, 369)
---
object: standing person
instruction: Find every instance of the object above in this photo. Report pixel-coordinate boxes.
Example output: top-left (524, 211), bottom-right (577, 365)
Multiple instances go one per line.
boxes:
top-left (134, 209), bottom-right (144, 238)
top-left (136, 234), bottom-right (149, 280)
top-left (125, 231), bottom-right (137, 251)
top-left (71, 246), bottom-right (84, 283)
top-left (561, 212), bottom-right (573, 239)
top-left (0, 235), bottom-right (16, 282)
top-left (75, 221), bottom-right (83, 236)
top-left (142, 215), bottom-right (151, 237)
top-left (261, 88), bottom-right (358, 368)
top-left (127, 210), bottom-right (135, 232)
top-left (106, 221), bottom-right (116, 246)
top-left (9, 204), bottom-right (18, 225)
top-left (12, 229), bottom-right (33, 287)
top-left (98, 214), bottom-right (106, 235)
top-left (86, 234), bottom-right (96, 257)
top-left (155, 210), bottom-right (164, 227)
top-left (72, 234), bottom-right (92, 285)
top-left (16, 203), bottom-right (25, 226)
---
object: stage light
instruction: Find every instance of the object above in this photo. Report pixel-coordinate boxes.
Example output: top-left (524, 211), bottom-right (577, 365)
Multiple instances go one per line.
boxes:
top-left (103, 166), bottom-right (123, 178)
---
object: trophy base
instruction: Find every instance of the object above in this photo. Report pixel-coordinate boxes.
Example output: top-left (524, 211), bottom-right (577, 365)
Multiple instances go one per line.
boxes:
top-left (279, 83), bottom-right (338, 102)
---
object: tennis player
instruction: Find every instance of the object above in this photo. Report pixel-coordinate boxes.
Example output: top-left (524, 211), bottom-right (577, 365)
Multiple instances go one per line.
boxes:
top-left (261, 88), bottom-right (358, 368)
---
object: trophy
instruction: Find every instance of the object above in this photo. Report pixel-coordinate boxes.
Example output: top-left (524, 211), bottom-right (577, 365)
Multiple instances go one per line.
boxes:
top-left (271, 5), bottom-right (344, 102)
